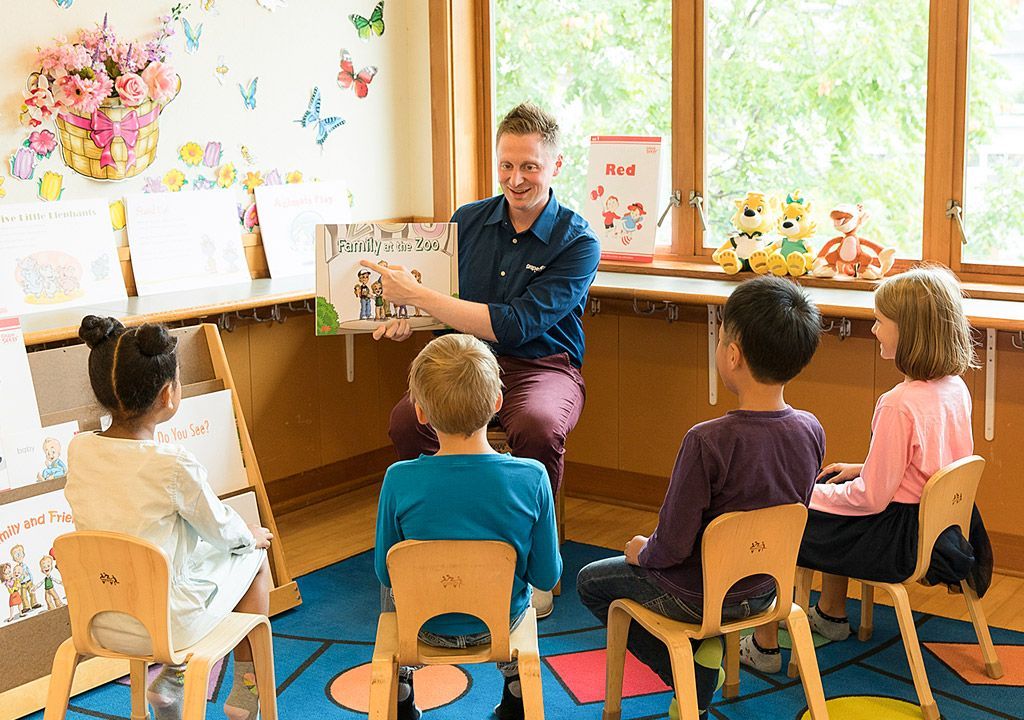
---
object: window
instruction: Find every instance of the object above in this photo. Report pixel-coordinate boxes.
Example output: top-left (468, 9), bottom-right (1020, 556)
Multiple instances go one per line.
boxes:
top-left (961, 0), bottom-right (1024, 266)
top-left (493, 0), bottom-right (673, 245)
top-left (704, 0), bottom-right (929, 259)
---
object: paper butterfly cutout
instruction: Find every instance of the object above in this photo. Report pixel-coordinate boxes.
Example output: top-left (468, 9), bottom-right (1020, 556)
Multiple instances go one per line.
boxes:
top-left (182, 17), bottom-right (203, 54)
top-left (239, 77), bottom-right (258, 110)
top-left (54, 0), bottom-right (74, 8)
top-left (296, 87), bottom-right (345, 146)
top-left (239, 145), bottom-right (258, 165)
top-left (337, 49), bottom-right (378, 99)
top-left (214, 56), bottom-right (229, 85)
top-left (201, 0), bottom-right (218, 13)
top-left (349, 1), bottom-right (384, 40)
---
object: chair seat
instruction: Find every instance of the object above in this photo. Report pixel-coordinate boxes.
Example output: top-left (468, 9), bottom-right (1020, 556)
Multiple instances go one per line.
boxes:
top-left (612, 598), bottom-right (782, 643)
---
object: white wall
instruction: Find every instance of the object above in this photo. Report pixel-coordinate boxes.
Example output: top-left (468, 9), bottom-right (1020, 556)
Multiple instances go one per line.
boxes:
top-left (0, 0), bottom-right (432, 222)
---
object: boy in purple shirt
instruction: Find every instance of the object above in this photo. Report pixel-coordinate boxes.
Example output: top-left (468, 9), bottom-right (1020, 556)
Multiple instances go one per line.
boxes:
top-left (577, 275), bottom-right (824, 717)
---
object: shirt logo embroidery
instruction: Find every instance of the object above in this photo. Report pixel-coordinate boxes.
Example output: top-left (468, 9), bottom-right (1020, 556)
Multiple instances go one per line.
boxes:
top-left (525, 264), bottom-right (546, 273)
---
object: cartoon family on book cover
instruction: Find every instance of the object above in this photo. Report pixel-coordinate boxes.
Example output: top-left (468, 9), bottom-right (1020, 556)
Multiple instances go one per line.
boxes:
top-left (314, 222), bottom-right (458, 335)
top-left (584, 136), bottom-right (663, 262)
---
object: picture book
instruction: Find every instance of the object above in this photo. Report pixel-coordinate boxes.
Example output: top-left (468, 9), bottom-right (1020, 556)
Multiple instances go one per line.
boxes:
top-left (3, 421), bottom-right (79, 492)
top-left (584, 136), bottom-right (663, 262)
top-left (254, 182), bottom-right (351, 281)
top-left (314, 222), bottom-right (458, 335)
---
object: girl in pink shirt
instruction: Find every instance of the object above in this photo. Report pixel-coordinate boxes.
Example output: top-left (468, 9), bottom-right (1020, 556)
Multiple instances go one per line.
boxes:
top-left (743, 265), bottom-right (987, 672)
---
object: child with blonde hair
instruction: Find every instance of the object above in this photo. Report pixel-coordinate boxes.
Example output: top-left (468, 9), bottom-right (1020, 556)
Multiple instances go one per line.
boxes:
top-left (743, 265), bottom-right (992, 671)
top-left (375, 333), bottom-right (561, 720)
top-left (65, 316), bottom-right (273, 720)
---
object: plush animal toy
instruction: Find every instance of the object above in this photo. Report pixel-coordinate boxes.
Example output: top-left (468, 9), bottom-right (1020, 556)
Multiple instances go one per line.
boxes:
top-left (759, 191), bottom-right (816, 277)
top-left (713, 192), bottom-right (778, 275)
top-left (811, 204), bottom-right (895, 280)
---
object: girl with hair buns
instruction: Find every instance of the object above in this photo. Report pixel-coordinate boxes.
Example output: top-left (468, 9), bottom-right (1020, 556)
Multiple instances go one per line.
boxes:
top-left (65, 316), bottom-right (272, 720)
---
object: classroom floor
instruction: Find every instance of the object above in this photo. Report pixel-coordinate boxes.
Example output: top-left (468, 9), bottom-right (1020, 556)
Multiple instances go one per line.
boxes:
top-left (277, 484), bottom-right (1024, 634)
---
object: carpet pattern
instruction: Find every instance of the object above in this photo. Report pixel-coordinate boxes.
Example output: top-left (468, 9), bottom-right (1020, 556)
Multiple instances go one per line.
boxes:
top-left (25, 542), bottom-right (1024, 719)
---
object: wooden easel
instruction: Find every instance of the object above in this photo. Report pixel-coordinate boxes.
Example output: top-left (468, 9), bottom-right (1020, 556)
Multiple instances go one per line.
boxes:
top-left (0, 323), bottom-right (300, 719)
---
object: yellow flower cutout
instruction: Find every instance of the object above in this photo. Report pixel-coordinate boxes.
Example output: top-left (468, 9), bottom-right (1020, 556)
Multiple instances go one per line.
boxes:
top-left (0, 176), bottom-right (5, 198)
top-left (179, 141), bottom-right (204, 167)
top-left (162, 169), bottom-right (187, 192)
top-left (109, 200), bottom-right (126, 230)
top-left (242, 171), bottom-right (263, 193)
top-left (285, 170), bottom-right (303, 184)
top-left (37, 171), bottom-right (64, 202)
top-left (216, 163), bottom-right (237, 188)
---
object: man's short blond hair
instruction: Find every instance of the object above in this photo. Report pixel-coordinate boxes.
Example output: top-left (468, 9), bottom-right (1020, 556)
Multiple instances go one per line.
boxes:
top-left (408, 334), bottom-right (502, 436)
top-left (874, 265), bottom-right (978, 381)
top-left (496, 102), bottom-right (560, 152)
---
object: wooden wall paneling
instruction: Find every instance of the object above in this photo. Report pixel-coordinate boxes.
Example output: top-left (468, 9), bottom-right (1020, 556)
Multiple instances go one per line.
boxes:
top-left (248, 319), bottom-right (321, 482)
top-left (317, 333), bottom-right (385, 466)
top-left (219, 323), bottom-right (253, 429)
top-left (567, 312), bottom-right (621, 469)
top-left (617, 312), bottom-right (701, 477)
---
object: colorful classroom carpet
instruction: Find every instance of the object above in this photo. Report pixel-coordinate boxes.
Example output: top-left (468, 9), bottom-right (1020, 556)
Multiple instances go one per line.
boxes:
top-left (27, 542), bottom-right (1024, 719)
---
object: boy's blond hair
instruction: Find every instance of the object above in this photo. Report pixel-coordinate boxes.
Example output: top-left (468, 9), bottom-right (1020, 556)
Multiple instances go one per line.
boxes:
top-left (408, 334), bottom-right (502, 436)
top-left (496, 102), bottom-right (560, 152)
top-left (874, 265), bottom-right (978, 381)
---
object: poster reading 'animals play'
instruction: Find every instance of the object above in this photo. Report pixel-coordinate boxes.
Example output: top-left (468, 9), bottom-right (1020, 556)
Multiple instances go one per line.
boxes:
top-left (0, 490), bottom-right (73, 626)
top-left (314, 222), bottom-right (458, 335)
top-left (584, 136), bottom-right (663, 263)
top-left (0, 200), bottom-right (127, 316)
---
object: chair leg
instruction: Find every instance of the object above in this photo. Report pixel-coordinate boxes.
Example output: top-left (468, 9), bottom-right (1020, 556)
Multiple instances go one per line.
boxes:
top-left (43, 638), bottom-right (80, 720)
top-left (786, 607), bottom-right (829, 720)
top-left (858, 583), bottom-right (875, 642)
top-left (961, 580), bottom-right (1003, 679)
top-left (886, 584), bottom-right (940, 720)
top-left (369, 655), bottom-right (398, 720)
top-left (249, 621), bottom-right (279, 720)
top-left (182, 658), bottom-right (213, 720)
top-left (602, 605), bottom-right (631, 720)
top-left (518, 649), bottom-right (546, 720)
top-left (722, 632), bottom-right (740, 699)
top-left (129, 660), bottom-right (149, 720)
top-left (666, 639), bottom-right (701, 720)
top-left (788, 568), bottom-right (814, 678)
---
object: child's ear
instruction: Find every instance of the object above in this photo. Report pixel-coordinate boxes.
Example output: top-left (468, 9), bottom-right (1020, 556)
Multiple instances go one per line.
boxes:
top-left (494, 392), bottom-right (504, 414)
top-left (413, 401), bottom-right (429, 426)
top-left (728, 340), bottom-right (743, 370)
top-left (160, 381), bottom-right (175, 410)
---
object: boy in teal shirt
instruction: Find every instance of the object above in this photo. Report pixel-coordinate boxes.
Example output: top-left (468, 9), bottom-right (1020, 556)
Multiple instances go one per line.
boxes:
top-left (375, 333), bottom-right (562, 720)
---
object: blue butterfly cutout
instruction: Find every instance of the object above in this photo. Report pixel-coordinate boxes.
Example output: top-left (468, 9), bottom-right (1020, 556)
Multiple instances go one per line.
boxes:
top-left (239, 77), bottom-right (258, 111)
top-left (182, 17), bottom-right (203, 54)
top-left (296, 87), bottom-right (345, 146)
top-left (54, 0), bottom-right (74, 8)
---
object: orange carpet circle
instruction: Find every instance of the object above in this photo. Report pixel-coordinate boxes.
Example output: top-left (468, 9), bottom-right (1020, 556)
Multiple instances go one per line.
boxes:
top-left (329, 663), bottom-right (471, 712)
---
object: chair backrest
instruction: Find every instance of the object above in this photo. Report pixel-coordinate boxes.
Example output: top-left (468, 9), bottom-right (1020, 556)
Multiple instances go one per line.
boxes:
top-left (53, 531), bottom-right (177, 663)
top-left (699, 504), bottom-right (808, 634)
top-left (907, 455), bottom-right (985, 583)
top-left (387, 539), bottom-right (516, 665)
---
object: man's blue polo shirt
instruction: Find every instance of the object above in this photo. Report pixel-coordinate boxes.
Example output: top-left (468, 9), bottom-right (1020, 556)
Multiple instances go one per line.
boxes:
top-left (452, 190), bottom-right (600, 368)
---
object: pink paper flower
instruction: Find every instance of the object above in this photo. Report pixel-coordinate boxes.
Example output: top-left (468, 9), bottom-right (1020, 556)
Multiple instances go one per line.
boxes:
top-left (141, 61), bottom-right (176, 103)
top-left (20, 80), bottom-right (58, 127)
top-left (114, 72), bottom-right (148, 106)
top-left (28, 130), bottom-right (58, 157)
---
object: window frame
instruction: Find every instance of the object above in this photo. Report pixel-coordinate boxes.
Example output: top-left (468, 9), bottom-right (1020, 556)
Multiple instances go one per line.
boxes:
top-left (431, 0), bottom-right (1022, 285)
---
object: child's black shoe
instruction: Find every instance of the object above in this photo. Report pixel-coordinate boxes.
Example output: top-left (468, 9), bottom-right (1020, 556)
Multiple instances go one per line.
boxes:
top-left (397, 668), bottom-right (421, 720)
top-left (493, 674), bottom-right (524, 720)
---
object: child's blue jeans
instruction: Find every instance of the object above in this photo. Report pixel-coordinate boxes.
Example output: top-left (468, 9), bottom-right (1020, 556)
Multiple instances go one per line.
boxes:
top-left (577, 557), bottom-right (776, 711)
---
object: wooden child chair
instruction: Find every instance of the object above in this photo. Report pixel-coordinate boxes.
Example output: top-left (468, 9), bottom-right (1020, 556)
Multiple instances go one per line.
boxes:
top-left (44, 531), bottom-right (277, 720)
top-left (602, 504), bottom-right (829, 720)
top-left (791, 455), bottom-right (1001, 720)
top-left (369, 540), bottom-right (545, 719)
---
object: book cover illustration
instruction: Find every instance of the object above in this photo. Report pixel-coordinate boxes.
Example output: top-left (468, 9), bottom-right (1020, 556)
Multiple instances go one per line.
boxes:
top-left (584, 136), bottom-right (663, 262)
top-left (315, 222), bottom-right (458, 335)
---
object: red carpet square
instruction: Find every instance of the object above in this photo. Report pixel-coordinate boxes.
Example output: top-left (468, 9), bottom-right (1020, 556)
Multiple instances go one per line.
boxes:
top-left (545, 648), bottom-right (670, 704)
top-left (924, 642), bottom-right (1024, 687)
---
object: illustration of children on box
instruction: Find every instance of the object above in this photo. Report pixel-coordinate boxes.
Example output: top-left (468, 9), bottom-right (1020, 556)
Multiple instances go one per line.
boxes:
top-left (620, 202), bottom-right (646, 245)
top-left (36, 437), bottom-right (68, 482)
top-left (372, 280), bottom-right (386, 320)
top-left (2, 563), bottom-right (21, 622)
top-left (11, 544), bottom-right (41, 614)
top-left (39, 555), bottom-right (64, 610)
top-left (354, 269), bottom-right (373, 320)
top-left (602, 195), bottom-right (621, 231)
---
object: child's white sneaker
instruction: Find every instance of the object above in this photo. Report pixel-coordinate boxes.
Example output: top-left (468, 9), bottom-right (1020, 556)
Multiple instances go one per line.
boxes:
top-left (738, 634), bottom-right (782, 674)
top-left (530, 588), bottom-right (554, 619)
top-left (807, 605), bottom-right (851, 641)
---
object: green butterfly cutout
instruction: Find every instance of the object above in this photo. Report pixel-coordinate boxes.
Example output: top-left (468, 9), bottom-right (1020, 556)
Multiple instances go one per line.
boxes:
top-left (349, 0), bottom-right (384, 40)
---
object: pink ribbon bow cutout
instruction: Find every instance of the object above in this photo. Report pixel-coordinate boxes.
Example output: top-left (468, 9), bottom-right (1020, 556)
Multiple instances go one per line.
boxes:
top-left (89, 109), bottom-right (141, 169)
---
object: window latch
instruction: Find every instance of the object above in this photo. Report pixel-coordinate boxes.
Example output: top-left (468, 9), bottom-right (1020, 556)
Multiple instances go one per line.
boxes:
top-left (946, 199), bottom-right (968, 245)
top-left (657, 189), bottom-right (682, 228)
top-left (688, 191), bottom-right (709, 232)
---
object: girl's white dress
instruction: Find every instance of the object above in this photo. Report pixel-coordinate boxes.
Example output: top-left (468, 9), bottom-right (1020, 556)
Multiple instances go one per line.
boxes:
top-left (65, 432), bottom-right (264, 654)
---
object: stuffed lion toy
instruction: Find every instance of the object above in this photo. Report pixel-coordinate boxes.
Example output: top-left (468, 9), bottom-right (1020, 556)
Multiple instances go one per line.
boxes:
top-left (713, 192), bottom-right (778, 275)
top-left (756, 191), bottom-right (816, 277)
